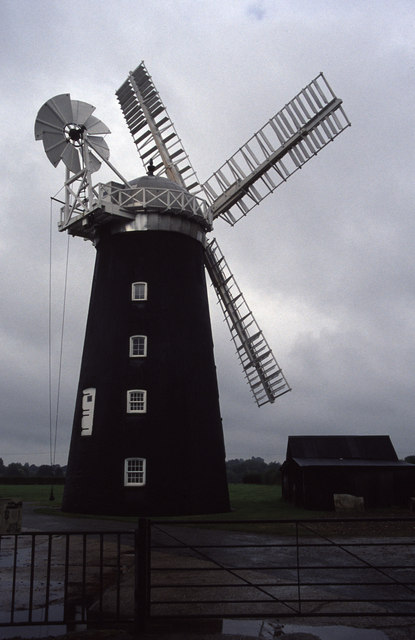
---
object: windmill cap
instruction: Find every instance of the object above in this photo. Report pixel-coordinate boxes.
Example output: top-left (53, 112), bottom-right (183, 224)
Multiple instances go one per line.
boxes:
top-left (129, 173), bottom-right (190, 193)
top-left (117, 174), bottom-right (211, 229)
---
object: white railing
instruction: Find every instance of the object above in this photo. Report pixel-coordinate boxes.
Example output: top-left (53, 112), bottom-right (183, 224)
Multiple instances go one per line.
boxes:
top-left (97, 183), bottom-right (212, 227)
top-left (58, 181), bottom-right (212, 237)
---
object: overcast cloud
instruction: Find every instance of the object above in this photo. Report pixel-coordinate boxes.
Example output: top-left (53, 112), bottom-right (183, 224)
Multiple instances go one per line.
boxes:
top-left (1, 0), bottom-right (414, 466)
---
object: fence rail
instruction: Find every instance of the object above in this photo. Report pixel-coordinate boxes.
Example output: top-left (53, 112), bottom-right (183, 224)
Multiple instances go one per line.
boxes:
top-left (0, 530), bottom-right (136, 628)
top-left (148, 518), bottom-right (415, 621)
top-left (1, 518), bottom-right (415, 631)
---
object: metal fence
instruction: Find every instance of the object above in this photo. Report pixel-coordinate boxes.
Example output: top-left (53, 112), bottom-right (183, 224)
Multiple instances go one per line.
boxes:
top-left (1, 518), bottom-right (415, 631)
top-left (148, 518), bottom-right (415, 621)
top-left (0, 530), bottom-right (137, 628)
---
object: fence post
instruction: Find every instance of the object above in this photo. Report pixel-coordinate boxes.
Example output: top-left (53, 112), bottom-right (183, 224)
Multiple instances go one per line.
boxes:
top-left (134, 517), bottom-right (151, 631)
top-left (295, 521), bottom-right (302, 614)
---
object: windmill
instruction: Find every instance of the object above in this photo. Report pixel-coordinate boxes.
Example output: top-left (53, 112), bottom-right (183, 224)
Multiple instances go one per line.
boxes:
top-left (35, 62), bottom-right (350, 516)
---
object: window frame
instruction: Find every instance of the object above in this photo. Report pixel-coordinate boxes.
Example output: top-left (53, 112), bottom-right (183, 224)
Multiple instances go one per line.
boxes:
top-left (129, 335), bottom-right (147, 358)
top-left (124, 457), bottom-right (146, 486)
top-left (127, 389), bottom-right (147, 413)
top-left (131, 282), bottom-right (148, 301)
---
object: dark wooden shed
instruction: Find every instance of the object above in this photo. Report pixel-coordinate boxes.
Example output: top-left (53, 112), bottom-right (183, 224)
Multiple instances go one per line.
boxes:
top-left (281, 435), bottom-right (415, 510)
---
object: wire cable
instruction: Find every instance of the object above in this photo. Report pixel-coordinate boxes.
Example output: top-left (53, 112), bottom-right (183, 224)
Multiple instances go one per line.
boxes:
top-left (48, 194), bottom-right (71, 500)
top-left (53, 232), bottom-right (70, 470)
top-left (48, 199), bottom-right (53, 472)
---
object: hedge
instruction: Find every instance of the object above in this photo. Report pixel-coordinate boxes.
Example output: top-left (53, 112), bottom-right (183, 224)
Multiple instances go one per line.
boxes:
top-left (0, 477), bottom-right (65, 485)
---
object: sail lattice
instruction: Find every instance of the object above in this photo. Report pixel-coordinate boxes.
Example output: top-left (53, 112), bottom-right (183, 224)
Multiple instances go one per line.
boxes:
top-left (203, 73), bottom-right (351, 225)
top-left (116, 61), bottom-right (200, 193)
top-left (205, 238), bottom-right (291, 406)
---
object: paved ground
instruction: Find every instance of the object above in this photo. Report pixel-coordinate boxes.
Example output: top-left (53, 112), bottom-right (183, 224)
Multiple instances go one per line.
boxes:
top-left (3, 505), bottom-right (415, 639)
top-left (21, 503), bottom-right (137, 533)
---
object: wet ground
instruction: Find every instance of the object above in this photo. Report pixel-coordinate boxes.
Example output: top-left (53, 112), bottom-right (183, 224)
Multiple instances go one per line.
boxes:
top-left (0, 618), bottom-right (408, 640)
top-left (2, 505), bottom-right (415, 639)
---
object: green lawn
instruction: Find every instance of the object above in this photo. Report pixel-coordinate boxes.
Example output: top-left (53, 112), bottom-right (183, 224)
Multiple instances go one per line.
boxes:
top-left (1, 483), bottom-right (411, 536)
top-left (0, 483), bottom-right (64, 505)
top-left (0, 482), bottom-right (316, 534)
top-left (0, 482), bottom-right (308, 518)
top-left (157, 484), bottom-right (331, 532)
top-left (229, 483), bottom-right (314, 519)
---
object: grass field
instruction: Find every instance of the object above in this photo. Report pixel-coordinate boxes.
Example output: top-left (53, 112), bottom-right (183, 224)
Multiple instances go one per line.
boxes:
top-left (1, 483), bottom-right (413, 535)
top-left (0, 483), bottom-right (65, 505)
top-left (0, 483), bottom-right (322, 520)
top-left (0, 483), bottom-right (302, 508)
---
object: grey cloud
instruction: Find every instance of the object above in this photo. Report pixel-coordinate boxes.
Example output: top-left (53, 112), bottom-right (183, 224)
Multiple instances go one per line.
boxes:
top-left (1, 0), bottom-right (414, 466)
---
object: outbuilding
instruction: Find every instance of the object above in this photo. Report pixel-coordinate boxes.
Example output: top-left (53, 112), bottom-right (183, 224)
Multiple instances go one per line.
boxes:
top-left (281, 435), bottom-right (415, 510)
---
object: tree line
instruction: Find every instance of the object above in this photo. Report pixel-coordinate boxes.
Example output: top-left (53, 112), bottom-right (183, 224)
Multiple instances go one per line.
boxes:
top-left (0, 459), bottom-right (66, 478)
top-left (0, 456), bottom-right (280, 484)
top-left (225, 457), bottom-right (281, 484)
top-left (2, 455), bottom-right (414, 484)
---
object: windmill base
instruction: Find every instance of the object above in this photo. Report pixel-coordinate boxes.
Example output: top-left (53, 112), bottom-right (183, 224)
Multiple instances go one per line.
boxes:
top-left (62, 483), bottom-right (231, 517)
top-left (62, 229), bottom-right (230, 518)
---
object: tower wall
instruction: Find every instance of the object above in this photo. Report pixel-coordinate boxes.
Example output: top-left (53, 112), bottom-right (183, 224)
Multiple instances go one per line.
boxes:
top-left (62, 228), bottom-right (230, 515)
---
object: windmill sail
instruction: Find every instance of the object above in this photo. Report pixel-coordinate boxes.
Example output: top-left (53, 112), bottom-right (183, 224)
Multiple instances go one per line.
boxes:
top-left (205, 239), bottom-right (291, 406)
top-left (203, 73), bottom-right (351, 225)
top-left (116, 61), bottom-right (200, 193)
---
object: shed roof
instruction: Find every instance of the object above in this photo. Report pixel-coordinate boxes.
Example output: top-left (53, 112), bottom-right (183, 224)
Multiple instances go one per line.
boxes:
top-left (286, 435), bottom-right (398, 462)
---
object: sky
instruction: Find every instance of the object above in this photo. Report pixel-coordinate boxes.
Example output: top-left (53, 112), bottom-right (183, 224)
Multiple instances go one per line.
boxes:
top-left (1, 0), bottom-right (415, 467)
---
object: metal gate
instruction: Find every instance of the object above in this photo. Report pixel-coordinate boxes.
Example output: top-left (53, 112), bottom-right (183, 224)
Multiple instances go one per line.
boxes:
top-left (0, 529), bottom-right (137, 628)
top-left (147, 518), bottom-right (415, 621)
top-left (2, 518), bottom-right (415, 631)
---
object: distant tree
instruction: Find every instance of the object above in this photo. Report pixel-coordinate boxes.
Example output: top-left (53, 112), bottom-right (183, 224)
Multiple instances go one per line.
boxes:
top-left (6, 462), bottom-right (26, 477)
top-left (243, 472), bottom-right (263, 484)
top-left (263, 462), bottom-right (281, 485)
top-left (53, 465), bottom-right (64, 478)
top-left (226, 457), bottom-right (281, 484)
top-left (0, 461), bottom-right (66, 478)
top-left (226, 458), bottom-right (247, 483)
top-left (405, 456), bottom-right (415, 465)
top-left (37, 465), bottom-right (53, 477)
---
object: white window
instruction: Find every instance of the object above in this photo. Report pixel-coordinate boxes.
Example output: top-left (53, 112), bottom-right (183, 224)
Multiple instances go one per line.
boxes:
top-left (127, 389), bottom-right (147, 413)
top-left (131, 282), bottom-right (147, 301)
top-left (81, 388), bottom-right (96, 436)
top-left (124, 458), bottom-right (146, 486)
top-left (129, 335), bottom-right (147, 358)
